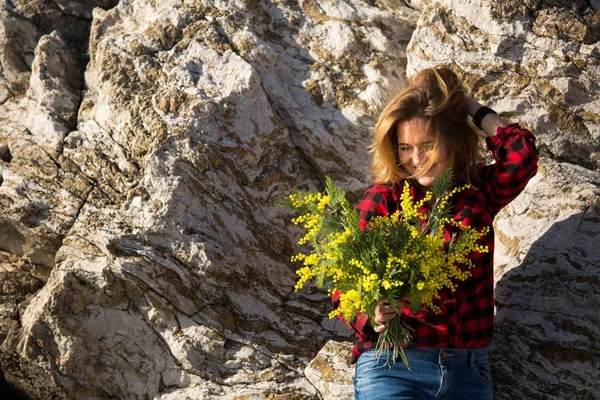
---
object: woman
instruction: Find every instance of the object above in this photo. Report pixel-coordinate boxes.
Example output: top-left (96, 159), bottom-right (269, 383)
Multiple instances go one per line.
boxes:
top-left (343, 66), bottom-right (539, 399)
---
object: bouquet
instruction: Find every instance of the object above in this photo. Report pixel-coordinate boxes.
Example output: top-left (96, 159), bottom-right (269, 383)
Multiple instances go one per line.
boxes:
top-left (281, 170), bottom-right (489, 369)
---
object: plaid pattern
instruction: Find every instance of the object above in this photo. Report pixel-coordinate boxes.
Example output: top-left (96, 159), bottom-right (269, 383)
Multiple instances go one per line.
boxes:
top-left (334, 124), bottom-right (539, 364)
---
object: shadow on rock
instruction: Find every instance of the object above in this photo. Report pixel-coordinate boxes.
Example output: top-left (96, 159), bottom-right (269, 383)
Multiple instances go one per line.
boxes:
top-left (0, 370), bottom-right (31, 400)
top-left (491, 211), bottom-right (600, 400)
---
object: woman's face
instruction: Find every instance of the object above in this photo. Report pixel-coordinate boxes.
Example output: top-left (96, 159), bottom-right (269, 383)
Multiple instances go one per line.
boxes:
top-left (397, 118), bottom-right (449, 187)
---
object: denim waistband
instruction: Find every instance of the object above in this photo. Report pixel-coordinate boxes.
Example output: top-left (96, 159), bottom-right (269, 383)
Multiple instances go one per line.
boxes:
top-left (362, 347), bottom-right (489, 366)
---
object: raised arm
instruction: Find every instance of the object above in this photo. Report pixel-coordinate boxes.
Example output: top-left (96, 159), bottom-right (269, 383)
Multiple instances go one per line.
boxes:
top-left (465, 95), bottom-right (539, 215)
top-left (465, 95), bottom-right (510, 137)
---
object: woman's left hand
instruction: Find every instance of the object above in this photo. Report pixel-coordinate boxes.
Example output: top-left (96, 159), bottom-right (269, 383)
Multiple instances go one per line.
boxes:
top-left (373, 300), bottom-right (400, 333)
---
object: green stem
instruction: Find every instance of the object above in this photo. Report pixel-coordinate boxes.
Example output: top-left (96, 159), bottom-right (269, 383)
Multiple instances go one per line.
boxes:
top-left (374, 316), bottom-right (413, 371)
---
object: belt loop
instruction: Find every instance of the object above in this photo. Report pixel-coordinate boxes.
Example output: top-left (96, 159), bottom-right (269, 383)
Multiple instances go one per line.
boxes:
top-left (470, 351), bottom-right (475, 366)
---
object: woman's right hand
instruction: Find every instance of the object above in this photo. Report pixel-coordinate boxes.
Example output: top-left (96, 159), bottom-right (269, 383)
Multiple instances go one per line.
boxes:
top-left (373, 300), bottom-right (400, 333)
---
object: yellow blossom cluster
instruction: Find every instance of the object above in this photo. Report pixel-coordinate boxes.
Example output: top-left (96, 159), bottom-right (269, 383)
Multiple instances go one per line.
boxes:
top-left (292, 212), bottom-right (320, 245)
top-left (330, 289), bottom-right (365, 319)
top-left (400, 182), bottom-right (427, 221)
top-left (327, 227), bottom-right (352, 248)
top-left (435, 184), bottom-right (472, 211)
top-left (282, 173), bottom-right (490, 361)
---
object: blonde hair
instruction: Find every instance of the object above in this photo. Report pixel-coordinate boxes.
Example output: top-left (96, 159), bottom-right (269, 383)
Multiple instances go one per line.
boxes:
top-left (370, 66), bottom-right (483, 184)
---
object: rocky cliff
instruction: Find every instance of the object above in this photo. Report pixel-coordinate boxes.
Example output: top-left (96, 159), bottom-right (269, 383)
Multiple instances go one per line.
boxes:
top-left (0, 0), bottom-right (598, 399)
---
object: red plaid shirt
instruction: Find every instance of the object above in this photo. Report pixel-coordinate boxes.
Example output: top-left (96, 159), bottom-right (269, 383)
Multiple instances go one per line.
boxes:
top-left (334, 124), bottom-right (539, 364)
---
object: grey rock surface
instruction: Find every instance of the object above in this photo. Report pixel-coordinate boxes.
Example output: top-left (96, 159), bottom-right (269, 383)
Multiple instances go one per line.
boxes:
top-left (1, 0), bottom-right (417, 398)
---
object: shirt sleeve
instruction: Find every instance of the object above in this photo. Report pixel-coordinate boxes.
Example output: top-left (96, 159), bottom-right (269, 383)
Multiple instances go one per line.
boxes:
top-left (481, 123), bottom-right (539, 215)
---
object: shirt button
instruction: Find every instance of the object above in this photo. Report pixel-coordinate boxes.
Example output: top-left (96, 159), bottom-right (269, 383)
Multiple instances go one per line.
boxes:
top-left (450, 316), bottom-right (457, 323)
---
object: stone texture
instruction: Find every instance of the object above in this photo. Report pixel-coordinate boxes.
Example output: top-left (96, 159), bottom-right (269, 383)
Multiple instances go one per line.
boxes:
top-left (25, 31), bottom-right (82, 150)
top-left (491, 160), bottom-right (600, 400)
top-left (305, 341), bottom-right (354, 400)
top-left (0, 0), bottom-right (418, 398)
top-left (0, 0), bottom-right (599, 399)
top-left (409, 0), bottom-right (600, 171)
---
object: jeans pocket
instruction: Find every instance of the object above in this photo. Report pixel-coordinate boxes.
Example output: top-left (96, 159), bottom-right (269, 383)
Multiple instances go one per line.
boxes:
top-left (354, 352), bottom-right (391, 379)
top-left (475, 363), bottom-right (493, 386)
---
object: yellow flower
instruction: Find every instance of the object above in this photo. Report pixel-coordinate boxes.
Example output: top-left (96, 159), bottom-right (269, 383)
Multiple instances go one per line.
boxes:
top-left (362, 273), bottom-right (379, 292)
top-left (294, 266), bottom-right (314, 291)
top-left (285, 173), bottom-right (490, 358)
top-left (317, 195), bottom-right (331, 211)
top-left (290, 254), bottom-right (306, 262)
top-left (303, 253), bottom-right (319, 266)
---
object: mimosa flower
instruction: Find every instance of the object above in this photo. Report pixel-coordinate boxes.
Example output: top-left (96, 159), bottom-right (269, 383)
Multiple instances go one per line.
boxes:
top-left (280, 171), bottom-right (489, 370)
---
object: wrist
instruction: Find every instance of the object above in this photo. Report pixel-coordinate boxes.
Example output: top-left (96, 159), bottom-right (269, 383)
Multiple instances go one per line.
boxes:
top-left (472, 106), bottom-right (497, 131)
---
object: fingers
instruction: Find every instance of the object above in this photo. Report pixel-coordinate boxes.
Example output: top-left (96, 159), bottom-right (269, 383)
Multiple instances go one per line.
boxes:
top-left (373, 311), bottom-right (395, 332)
top-left (375, 303), bottom-right (395, 321)
top-left (374, 300), bottom-right (399, 333)
top-left (376, 305), bottom-right (395, 317)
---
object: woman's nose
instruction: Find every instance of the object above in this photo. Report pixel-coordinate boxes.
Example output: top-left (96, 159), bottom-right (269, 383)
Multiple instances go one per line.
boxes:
top-left (412, 149), bottom-right (425, 165)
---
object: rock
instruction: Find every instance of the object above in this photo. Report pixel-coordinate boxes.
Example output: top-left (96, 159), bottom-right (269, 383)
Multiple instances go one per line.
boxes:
top-left (305, 340), bottom-right (354, 400)
top-left (402, 0), bottom-right (435, 11)
top-left (25, 31), bottom-right (82, 151)
top-left (491, 159), bottom-right (600, 400)
top-left (0, 251), bottom-right (47, 347)
top-left (0, 0), bottom-right (418, 398)
top-left (0, 0), bottom-right (116, 274)
top-left (0, 0), bottom-right (118, 104)
top-left (0, 9), bottom-right (39, 98)
top-left (408, 0), bottom-right (600, 170)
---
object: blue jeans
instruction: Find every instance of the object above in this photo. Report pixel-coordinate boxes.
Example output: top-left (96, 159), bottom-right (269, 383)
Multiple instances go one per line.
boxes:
top-left (354, 347), bottom-right (493, 400)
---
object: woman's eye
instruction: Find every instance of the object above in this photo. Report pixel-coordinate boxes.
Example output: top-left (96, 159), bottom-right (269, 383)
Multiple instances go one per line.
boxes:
top-left (398, 143), bottom-right (433, 152)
